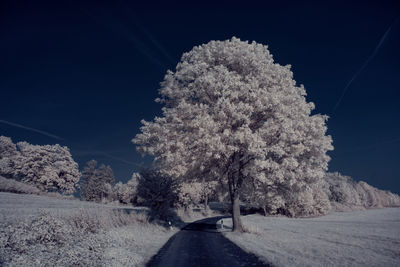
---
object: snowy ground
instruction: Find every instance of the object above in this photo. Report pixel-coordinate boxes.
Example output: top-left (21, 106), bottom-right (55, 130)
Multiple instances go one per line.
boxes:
top-left (220, 208), bottom-right (400, 266)
top-left (0, 191), bottom-right (147, 223)
top-left (0, 192), bottom-right (177, 266)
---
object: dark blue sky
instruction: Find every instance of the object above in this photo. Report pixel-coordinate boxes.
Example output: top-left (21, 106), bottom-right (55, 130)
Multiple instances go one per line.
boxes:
top-left (1, 0), bottom-right (399, 193)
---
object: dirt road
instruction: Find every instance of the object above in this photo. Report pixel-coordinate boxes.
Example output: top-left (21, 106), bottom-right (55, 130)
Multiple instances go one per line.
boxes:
top-left (147, 216), bottom-right (269, 267)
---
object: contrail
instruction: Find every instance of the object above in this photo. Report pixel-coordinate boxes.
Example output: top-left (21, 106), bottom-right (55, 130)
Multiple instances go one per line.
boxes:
top-left (72, 149), bottom-right (142, 167)
top-left (331, 17), bottom-right (398, 115)
top-left (118, 2), bottom-right (176, 65)
top-left (137, 25), bottom-right (176, 65)
top-left (103, 21), bottom-right (167, 69)
top-left (99, 151), bottom-right (143, 167)
top-left (0, 119), bottom-right (64, 140)
top-left (80, 7), bottom-right (167, 69)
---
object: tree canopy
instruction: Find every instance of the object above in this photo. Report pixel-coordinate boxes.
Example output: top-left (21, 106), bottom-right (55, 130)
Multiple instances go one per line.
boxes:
top-left (0, 136), bottom-right (80, 194)
top-left (133, 37), bottom-right (333, 231)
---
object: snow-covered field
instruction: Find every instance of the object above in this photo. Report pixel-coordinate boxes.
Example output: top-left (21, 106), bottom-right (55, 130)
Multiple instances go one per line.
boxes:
top-left (220, 208), bottom-right (400, 266)
top-left (0, 192), bottom-right (177, 266)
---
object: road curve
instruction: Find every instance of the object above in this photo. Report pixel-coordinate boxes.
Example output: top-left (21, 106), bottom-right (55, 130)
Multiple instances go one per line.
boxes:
top-left (147, 216), bottom-right (270, 267)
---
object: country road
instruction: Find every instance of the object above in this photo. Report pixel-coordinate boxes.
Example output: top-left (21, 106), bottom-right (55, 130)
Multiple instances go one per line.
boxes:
top-left (147, 216), bottom-right (269, 267)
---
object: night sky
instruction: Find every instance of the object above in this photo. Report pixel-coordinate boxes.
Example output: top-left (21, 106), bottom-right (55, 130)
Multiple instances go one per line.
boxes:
top-left (1, 1), bottom-right (399, 193)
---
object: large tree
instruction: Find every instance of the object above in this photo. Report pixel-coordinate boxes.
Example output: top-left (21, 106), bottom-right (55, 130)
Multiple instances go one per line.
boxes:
top-left (15, 142), bottom-right (81, 194)
top-left (80, 160), bottom-right (115, 202)
top-left (0, 136), bottom-right (80, 194)
top-left (136, 168), bottom-right (177, 220)
top-left (133, 37), bottom-right (333, 231)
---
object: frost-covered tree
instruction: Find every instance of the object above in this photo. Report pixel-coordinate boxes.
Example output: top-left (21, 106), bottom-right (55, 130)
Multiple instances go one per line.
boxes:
top-left (177, 182), bottom-right (203, 210)
top-left (324, 172), bottom-right (362, 209)
top-left (241, 181), bottom-right (286, 216)
top-left (97, 164), bottom-right (115, 187)
top-left (114, 172), bottom-right (139, 204)
top-left (80, 160), bottom-right (115, 202)
top-left (12, 141), bottom-right (80, 194)
top-left (0, 136), bottom-right (19, 179)
top-left (136, 168), bottom-right (177, 220)
top-left (80, 160), bottom-right (97, 201)
top-left (0, 136), bottom-right (80, 194)
top-left (0, 136), bottom-right (18, 158)
top-left (176, 179), bottom-right (218, 211)
top-left (201, 180), bottom-right (218, 211)
top-left (133, 37), bottom-right (333, 231)
top-left (324, 172), bottom-right (400, 210)
top-left (283, 181), bottom-right (331, 217)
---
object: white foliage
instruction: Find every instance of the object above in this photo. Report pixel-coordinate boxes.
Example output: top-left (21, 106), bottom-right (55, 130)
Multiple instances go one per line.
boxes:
top-left (324, 172), bottom-right (400, 211)
top-left (0, 192), bottom-right (175, 267)
top-left (0, 136), bottom-right (19, 178)
top-left (15, 141), bottom-right (80, 194)
top-left (80, 160), bottom-right (116, 202)
top-left (0, 175), bottom-right (41, 194)
top-left (177, 182), bottom-right (203, 208)
top-left (0, 136), bottom-right (18, 158)
top-left (244, 178), bottom-right (331, 217)
top-left (284, 181), bottom-right (331, 217)
top-left (133, 38), bottom-right (333, 221)
top-left (113, 173), bottom-right (139, 204)
top-left (176, 180), bottom-right (219, 209)
top-left (324, 172), bottom-right (363, 208)
top-left (0, 136), bottom-right (80, 194)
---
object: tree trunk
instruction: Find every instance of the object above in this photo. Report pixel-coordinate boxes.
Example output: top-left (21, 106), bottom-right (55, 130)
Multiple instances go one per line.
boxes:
top-left (263, 206), bottom-right (267, 216)
top-left (231, 193), bottom-right (243, 232)
top-left (202, 177), bottom-right (209, 212)
top-left (227, 151), bottom-right (244, 232)
top-left (204, 193), bottom-right (209, 212)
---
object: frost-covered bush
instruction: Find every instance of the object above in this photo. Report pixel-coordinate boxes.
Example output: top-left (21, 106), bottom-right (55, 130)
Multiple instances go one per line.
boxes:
top-left (283, 181), bottom-right (331, 217)
top-left (324, 172), bottom-right (363, 210)
top-left (0, 175), bottom-right (41, 195)
top-left (3, 213), bottom-right (75, 252)
top-left (64, 208), bottom-right (149, 231)
top-left (0, 212), bottom-right (102, 266)
top-left (0, 208), bottom-right (150, 266)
